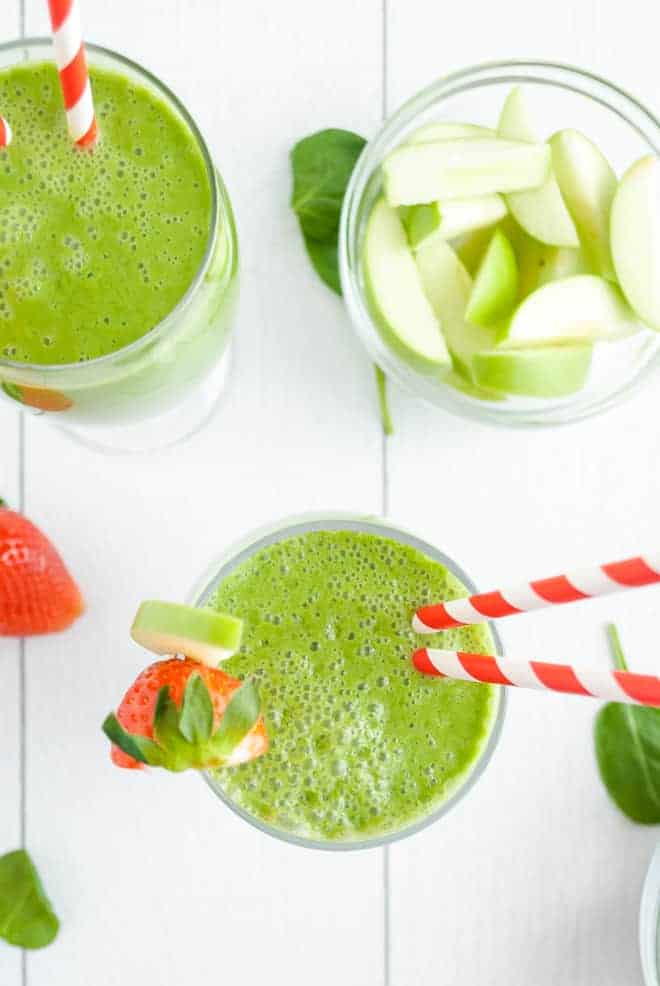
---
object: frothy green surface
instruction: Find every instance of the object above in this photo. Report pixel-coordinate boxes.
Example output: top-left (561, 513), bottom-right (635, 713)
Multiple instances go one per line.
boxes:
top-left (209, 530), bottom-right (499, 842)
top-left (0, 62), bottom-right (211, 364)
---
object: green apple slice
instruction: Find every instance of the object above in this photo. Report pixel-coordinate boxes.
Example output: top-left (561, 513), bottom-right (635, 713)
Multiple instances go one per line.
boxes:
top-left (415, 237), bottom-right (498, 370)
top-left (364, 198), bottom-right (450, 368)
top-left (131, 601), bottom-right (243, 666)
top-left (402, 195), bottom-right (506, 248)
top-left (610, 155), bottom-right (660, 331)
top-left (472, 344), bottom-right (593, 397)
top-left (498, 87), bottom-right (579, 248)
top-left (383, 138), bottom-right (551, 207)
top-left (503, 274), bottom-right (639, 346)
top-left (465, 229), bottom-right (518, 329)
top-left (550, 129), bottom-right (617, 278)
top-left (407, 122), bottom-right (495, 144)
top-left (518, 240), bottom-right (589, 298)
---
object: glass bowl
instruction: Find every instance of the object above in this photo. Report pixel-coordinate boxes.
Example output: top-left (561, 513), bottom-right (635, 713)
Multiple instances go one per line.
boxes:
top-left (339, 61), bottom-right (660, 427)
top-left (188, 512), bottom-right (506, 850)
top-left (641, 843), bottom-right (660, 986)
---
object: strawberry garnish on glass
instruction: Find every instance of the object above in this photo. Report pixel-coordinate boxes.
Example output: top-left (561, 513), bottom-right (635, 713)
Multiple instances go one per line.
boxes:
top-left (0, 499), bottom-right (84, 636)
top-left (104, 657), bottom-right (268, 772)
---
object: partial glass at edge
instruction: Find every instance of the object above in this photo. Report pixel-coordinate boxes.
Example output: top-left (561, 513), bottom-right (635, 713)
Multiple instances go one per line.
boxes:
top-left (340, 61), bottom-right (660, 428)
top-left (0, 39), bottom-right (239, 454)
top-left (189, 513), bottom-right (506, 851)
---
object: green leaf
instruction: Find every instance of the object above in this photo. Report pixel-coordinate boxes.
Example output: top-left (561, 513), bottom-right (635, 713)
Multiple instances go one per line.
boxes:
top-left (594, 625), bottom-right (660, 823)
top-left (374, 366), bottom-right (393, 436)
top-left (210, 680), bottom-right (261, 759)
top-left (291, 129), bottom-right (366, 241)
top-left (179, 674), bottom-right (214, 744)
top-left (0, 850), bottom-right (59, 949)
top-left (102, 713), bottom-right (164, 766)
top-left (303, 237), bottom-right (341, 295)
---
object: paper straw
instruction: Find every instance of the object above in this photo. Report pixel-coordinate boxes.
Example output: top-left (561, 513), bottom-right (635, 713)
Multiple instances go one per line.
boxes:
top-left (413, 552), bottom-right (660, 633)
top-left (412, 647), bottom-right (660, 707)
top-left (47, 0), bottom-right (98, 146)
top-left (0, 116), bottom-right (12, 147)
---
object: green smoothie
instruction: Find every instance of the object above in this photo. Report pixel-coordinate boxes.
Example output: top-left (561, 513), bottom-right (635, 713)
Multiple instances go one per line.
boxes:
top-left (0, 61), bottom-right (211, 364)
top-left (207, 528), bottom-right (500, 843)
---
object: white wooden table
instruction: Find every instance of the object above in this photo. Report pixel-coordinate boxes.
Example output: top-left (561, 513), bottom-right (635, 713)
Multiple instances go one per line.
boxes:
top-left (1, 1), bottom-right (659, 982)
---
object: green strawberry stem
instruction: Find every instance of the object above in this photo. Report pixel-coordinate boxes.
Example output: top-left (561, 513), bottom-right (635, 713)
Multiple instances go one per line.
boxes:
top-left (0, 499), bottom-right (6, 509)
top-left (606, 623), bottom-right (628, 672)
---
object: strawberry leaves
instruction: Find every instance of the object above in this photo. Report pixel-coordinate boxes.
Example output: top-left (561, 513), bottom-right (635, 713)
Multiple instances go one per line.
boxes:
top-left (179, 674), bottom-right (214, 744)
top-left (103, 675), bottom-right (261, 772)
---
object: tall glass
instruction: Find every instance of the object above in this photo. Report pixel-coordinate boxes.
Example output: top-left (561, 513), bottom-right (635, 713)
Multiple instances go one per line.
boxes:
top-left (189, 513), bottom-right (506, 850)
top-left (340, 62), bottom-right (660, 428)
top-left (0, 39), bottom-right (238, 454)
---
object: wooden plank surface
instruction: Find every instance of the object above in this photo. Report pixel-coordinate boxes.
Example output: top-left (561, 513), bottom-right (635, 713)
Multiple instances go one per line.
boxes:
top-left (21, 1), bottom-right (384, 983)
top-left (386, 2), bottom-right (660, 983)
top-left (0, 11), bottom-right (23, 985)
top-left (1, 1), bottom-right (658, 983)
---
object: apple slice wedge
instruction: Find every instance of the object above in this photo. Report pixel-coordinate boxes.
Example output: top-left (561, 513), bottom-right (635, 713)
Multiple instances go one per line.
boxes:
top-left (498, 87), bottom-right (579, 248)
top-left (383, 138), bottom-right (551, 206)
top-left (407, 122), bottom-right (495, 144)
top-left (401, 195), bottom-right (506, 248)
top-left (466, 229), bottom-right (518, 329)
top-left (472, 344), bottom-right (593, 397)
top-left (503, 274), bottom-right (639, 347)
top-left (550, 129), bottom-right (617, 278)
top-left (610, 155), bottom-right (660, 331)
top-left (415, 237), bottom-right (498, 372)
top-left (364, 198), bottom-right (450, 369)
top-left (131, 601), bottom-right (243, 666)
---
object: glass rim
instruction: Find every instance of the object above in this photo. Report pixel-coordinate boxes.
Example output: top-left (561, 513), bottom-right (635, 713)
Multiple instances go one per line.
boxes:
top-left (188, 511), bottom-right (507, 851)
top-left (338, 59), bottom-right (660, 429)
top-left (0, 37), bottom-right (225, 375)
top-left (640, 842), bottom-right (660, 986)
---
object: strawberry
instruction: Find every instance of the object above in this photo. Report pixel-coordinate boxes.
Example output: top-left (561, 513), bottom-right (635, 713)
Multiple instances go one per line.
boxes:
top-left (0, 500), bottom-right (84, 636)
top-left (103, 657), bottom-right (269, 772)
top-left (2, 382), bottom-right (73, 412)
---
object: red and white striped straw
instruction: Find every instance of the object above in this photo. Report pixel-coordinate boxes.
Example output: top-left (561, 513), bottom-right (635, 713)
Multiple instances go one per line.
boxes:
top-left (413, 553), bottom-right (660, 633)
top-left (412, 647), bottom-right (660, 707)
top-left (0, 116), bottom-right (12, 147)
top-left (47, 0), bottom-right (98, 147)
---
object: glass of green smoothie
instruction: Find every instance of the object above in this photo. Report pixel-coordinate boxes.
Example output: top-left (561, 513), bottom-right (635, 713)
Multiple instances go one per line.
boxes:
top-left (340, 63), bottom-right (660, 427)
top-left (0, 39), bottom-right (238, 453)
top-left (189, 514), bottom-right (505, 849)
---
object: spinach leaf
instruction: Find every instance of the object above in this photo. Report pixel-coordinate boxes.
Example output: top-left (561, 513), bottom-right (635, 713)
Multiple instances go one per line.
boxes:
top-left (290, 127), bottom-right (394, 434)
top-left (304, 237), bottom-right (341, 295)
top-left (291, 129), bottom-right (366, 241)
top-left (594, 624), bottom-right (660, 823)
top-left (0, 849), bottom-right (59, 949)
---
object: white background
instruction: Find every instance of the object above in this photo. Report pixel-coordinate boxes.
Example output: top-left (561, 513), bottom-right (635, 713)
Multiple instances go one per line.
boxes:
top-left (1, 1), bottom-right (660, 983)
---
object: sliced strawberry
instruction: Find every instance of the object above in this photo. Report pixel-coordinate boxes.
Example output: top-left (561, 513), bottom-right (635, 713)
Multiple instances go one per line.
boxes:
top-left (1, 382), bottom-right (73, 412)
top-left (104, 657), bottom-right (268, 772)
top-left (0, 501), bottom-right (84, 636)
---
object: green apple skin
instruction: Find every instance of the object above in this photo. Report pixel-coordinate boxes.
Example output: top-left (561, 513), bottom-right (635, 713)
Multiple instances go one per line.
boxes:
top-left (402, 195), bottom-right (506, 248)
top-left (383, 138), bottom-right (551, 207)
top-left (610, 155), bottom-right (660, 331)
top-left (415, 237), bottom-right (499, 371)
top-left (550, 129), bottom-right (617, 279)
top-left (407, 122), bottom-right (495, 144)
top-left (363, 198), bottom-right (450, 370)
top-left (472, 344), bottom-right (593, 397)
top-left (503, 274), bottom-right (639, 346)
top-left (131, 601), bottom-right (244, 666)
top-left (400, 202), bottom-right (442, 247)
top-left (465, 229), bottom-right (519, 329)
top-left (498, 87), bottom-right (579, 248)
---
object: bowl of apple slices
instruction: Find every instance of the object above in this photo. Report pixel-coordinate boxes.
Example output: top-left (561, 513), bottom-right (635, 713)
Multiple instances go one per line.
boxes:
top-left (339, 62), bottom-right (660, 426)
